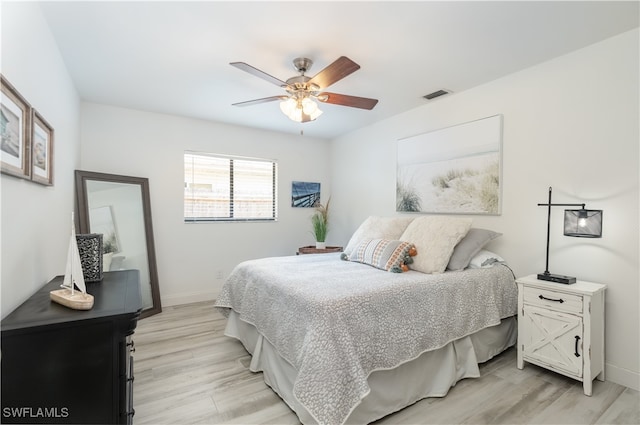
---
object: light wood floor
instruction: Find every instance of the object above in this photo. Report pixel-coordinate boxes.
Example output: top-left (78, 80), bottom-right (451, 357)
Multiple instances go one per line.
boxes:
top-left (133, 301), bottom-right (639, 424)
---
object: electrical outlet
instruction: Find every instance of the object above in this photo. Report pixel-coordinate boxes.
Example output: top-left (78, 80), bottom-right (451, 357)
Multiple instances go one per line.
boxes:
top-left (216, 270), bottom-right (223, 279)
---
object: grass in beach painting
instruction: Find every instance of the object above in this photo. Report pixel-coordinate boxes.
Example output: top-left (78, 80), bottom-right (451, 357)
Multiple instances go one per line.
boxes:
top-left (396, 115), bottom-right (502, 215)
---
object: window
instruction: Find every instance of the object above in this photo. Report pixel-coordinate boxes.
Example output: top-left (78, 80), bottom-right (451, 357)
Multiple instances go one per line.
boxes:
top-left (184, 152), bottom-right (277, 222)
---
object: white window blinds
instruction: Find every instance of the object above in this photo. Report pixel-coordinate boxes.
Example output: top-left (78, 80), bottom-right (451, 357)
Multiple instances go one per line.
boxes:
top-left (184, 152), bottom-right (277, 222)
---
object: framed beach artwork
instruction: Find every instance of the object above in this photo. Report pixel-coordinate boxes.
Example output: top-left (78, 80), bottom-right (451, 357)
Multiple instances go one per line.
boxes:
top-left (31, 110), bottom-right (54, 185)
top-left (396, 114), bottom-right (503, 215)
top-left (291, 181), bottom-right (321, 208)
top-left (1, 75), bottom-right (31, 180)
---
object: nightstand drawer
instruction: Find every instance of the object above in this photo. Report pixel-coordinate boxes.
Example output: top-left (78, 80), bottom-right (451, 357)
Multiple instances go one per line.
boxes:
top-left (523, 286), bottom-right (582, 314)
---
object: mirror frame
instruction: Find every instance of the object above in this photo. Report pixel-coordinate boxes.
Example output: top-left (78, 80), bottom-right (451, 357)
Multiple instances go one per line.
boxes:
top-left (75, 170), bottom-right (162, 318)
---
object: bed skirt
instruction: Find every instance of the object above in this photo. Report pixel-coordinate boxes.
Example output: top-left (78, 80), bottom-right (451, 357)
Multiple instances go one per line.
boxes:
top-left (224, 311), bottom-right (517, 424)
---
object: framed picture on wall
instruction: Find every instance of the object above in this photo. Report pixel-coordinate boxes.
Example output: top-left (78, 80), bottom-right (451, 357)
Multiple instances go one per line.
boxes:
top-left (397, 114), bottom-right (503, 215)
top-left (30, 110), bottom-right (54, 185)
top-left (291, 181), bottom-right (321, 207)
top-left (0, 75), bottom-right (31, 180)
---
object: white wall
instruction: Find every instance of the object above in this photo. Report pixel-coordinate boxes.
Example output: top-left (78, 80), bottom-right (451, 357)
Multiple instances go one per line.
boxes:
top-left (1, 2), bottom-right (81, 316)
top-left (79, 103), bottom-right (331, 306)
top-left (329, 29), bottom-right (639, 390)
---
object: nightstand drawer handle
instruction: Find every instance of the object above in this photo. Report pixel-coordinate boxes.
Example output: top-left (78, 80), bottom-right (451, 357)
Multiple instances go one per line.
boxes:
top-left (538, 294), bottom-right (564, 303)
top-left (574, 336), bottom-right (581, 357)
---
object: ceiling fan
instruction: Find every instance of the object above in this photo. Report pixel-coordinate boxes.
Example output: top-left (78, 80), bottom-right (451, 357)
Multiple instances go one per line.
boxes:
top-left (230, 56), bottom-right (378, 123)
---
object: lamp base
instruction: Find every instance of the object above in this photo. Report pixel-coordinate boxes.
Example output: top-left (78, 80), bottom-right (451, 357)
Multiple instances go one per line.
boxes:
top-left (537, 272), bottom-right (576, 284)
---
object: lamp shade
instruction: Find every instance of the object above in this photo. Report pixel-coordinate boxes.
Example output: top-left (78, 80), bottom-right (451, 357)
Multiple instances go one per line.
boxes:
top-left (563, 209), bottom-right (602, 238)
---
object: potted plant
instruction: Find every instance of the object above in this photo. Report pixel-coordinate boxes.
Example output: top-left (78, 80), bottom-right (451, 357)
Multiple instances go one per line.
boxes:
top-left (311, 197), bottom-right (330, 249)
top-left (102, 233), bottom-right (118, 272)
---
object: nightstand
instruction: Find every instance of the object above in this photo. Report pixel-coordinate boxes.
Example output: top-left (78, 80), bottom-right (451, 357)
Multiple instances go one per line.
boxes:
top-left (516, 274), bottom-right (606, 396)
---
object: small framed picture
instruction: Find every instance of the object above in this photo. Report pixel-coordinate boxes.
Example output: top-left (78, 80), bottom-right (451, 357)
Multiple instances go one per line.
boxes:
top-left (1, 75), bottom-right (31, 180)
top-left (291, 181), bottom-right (321, 207)
top-left (31, 110), bottom-right (54, 185)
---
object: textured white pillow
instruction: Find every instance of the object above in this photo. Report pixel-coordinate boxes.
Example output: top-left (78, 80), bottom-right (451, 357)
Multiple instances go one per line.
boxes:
top-left (344, 216), bottom-right (415, 255)
top-left (399, 216), bottom-right (472, 274)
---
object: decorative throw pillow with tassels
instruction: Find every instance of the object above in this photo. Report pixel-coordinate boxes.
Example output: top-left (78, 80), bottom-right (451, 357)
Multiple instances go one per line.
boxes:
top-left (342, 239), bottom-right (417, 272)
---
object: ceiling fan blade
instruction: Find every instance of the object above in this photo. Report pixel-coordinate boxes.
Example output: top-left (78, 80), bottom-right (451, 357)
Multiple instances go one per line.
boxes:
top-left (318, 92), bottom-right (378, 110)
top-left (232, 96), bottom-right (287, 107)
top-left (230, 62), bottom-right (288, 87)
top-left (308, 56), bottom-right (360, 89)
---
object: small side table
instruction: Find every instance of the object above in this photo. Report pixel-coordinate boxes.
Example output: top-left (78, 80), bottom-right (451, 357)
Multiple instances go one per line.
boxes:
top-left (297, 246), bottom-right (343, 255)
top-left (516, 274), bottom-right (606, 396)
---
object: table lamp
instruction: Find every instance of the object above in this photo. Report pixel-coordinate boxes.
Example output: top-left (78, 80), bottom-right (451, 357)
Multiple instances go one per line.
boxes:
top-left (537, 187), bottom-right (603, 284)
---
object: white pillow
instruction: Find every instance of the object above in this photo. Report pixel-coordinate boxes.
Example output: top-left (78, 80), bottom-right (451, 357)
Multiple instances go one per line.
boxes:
top-left (344, 216), bottom-right (415, 255)
top-left (447, 228), bottom-right (502, 271)
top-left (399, 216), bottom-right (472, 274)
top-left (469, 249), bottom-right (505, 269)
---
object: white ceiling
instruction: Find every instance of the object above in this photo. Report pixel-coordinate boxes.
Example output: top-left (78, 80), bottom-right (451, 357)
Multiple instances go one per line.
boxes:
top-left (39, 1), bottom-right (639, 140)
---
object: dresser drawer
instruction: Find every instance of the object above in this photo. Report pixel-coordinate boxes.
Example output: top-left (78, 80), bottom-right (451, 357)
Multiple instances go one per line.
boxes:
top-left (523, 286), bottom-right (582, 314)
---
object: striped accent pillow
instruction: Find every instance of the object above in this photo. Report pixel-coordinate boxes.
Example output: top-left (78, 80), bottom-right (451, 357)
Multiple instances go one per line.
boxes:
top-left (349, 239), bottom-right (414, 271)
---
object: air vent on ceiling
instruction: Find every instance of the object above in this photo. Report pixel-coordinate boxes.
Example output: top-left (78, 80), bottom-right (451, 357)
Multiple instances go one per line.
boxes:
top-left (423, 89), bottom-right (451, 100)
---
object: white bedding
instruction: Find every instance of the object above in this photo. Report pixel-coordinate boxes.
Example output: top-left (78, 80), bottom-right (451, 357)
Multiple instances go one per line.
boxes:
top-left (214, 253), bottom-right (518, 425)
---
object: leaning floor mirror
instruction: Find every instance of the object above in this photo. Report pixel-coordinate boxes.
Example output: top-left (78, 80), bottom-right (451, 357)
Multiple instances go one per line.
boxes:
top-left (75, 170), bottom-right (162, 318)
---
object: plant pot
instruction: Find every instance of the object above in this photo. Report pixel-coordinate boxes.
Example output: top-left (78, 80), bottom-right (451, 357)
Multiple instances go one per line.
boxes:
top-left (103, 252), bottom-right (114, 272)
top-left (315, 241), bottom-right (326, 250)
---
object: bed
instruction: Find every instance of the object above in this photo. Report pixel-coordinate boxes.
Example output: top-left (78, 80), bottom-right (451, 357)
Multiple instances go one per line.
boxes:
top-left (214, 216), bottom-right (518, 425)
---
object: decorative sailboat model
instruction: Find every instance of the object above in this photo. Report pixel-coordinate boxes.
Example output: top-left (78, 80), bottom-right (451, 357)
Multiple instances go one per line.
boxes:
top-left (50, 213), bottom-right (94, 310)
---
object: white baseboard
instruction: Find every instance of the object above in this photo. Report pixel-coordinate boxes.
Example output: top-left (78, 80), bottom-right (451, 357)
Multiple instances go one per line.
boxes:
top-left (161, 290), bottom-right (217, 307)
top-left (605, 362), bottom-right (640, 391)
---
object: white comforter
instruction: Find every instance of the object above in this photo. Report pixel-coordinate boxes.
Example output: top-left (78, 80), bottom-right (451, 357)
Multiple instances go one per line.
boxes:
top-left (215, 253), bottom-right (517, 425)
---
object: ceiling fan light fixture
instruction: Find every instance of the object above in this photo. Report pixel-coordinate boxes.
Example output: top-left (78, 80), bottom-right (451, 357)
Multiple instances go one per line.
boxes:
top-left (308, 107), bottom-right (323, 121)
top-left (291, 107), bottom-right (303, 122)
top-left (279, 97), bottom-right (297, 115)
top-left (232, 56), bottom-right (377, 123)
top-left (280, 95), bottom-right (322, 123)
top-left (302, 97), bottom-right (318, 115)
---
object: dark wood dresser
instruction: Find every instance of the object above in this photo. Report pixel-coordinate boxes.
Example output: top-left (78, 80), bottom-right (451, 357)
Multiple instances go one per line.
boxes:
top-left (1, 270), bottom-right (142, 424)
